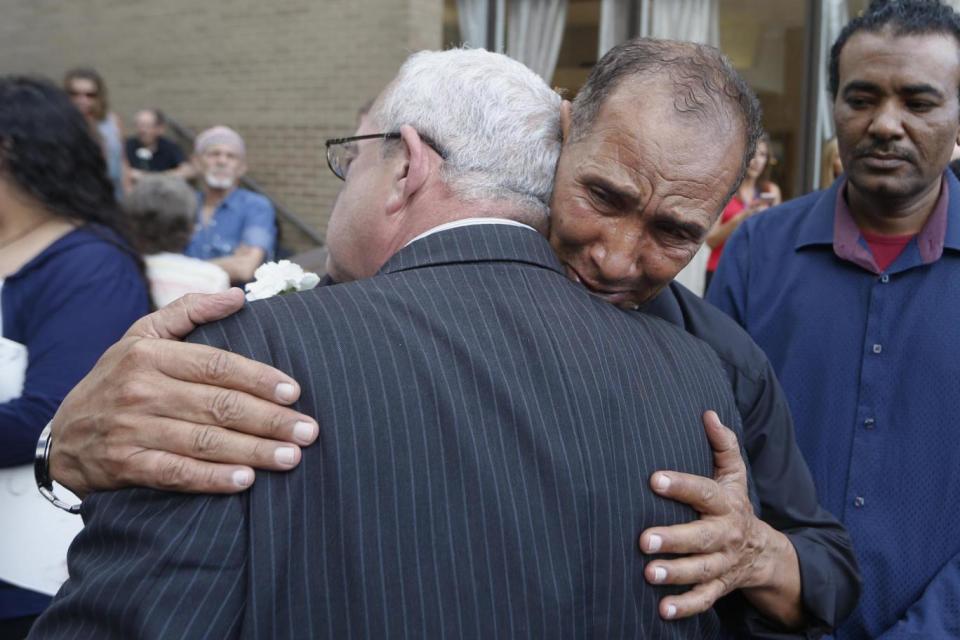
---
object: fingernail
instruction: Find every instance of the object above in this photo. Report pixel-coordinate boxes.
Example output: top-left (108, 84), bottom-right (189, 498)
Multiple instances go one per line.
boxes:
top-left (275, 446), bottom-right (298, 466)
top-left (665, 604), bottom-right (677, 619)
top-left (275, 382), bottom-right (297, 403)
top-left (654, 473), bottom-right (671, 492)
top-left (652, 566), bottom-right (667, 583)
top-left (293, 421), bottom-right (318, 445)
top-left (232, 469), bottom-right (253, 487)
top-left (647, 534), bottom-right (662, 553)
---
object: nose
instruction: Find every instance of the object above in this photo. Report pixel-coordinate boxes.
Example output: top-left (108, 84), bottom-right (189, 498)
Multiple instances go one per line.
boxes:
top-left (588, 230), bottom-right (641, 285)
top-left (867, 100), bottom-right (905, 140)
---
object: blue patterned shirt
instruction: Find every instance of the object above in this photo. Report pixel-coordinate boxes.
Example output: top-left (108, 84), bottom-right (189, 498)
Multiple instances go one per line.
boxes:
top-left (186, 187), bottom-right (276, 260)
top-left (708, 172), bottom-right (960, 639)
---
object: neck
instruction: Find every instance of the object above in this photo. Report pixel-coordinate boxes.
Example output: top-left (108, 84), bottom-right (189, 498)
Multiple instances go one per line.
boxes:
top-left (846, 176), bottom-right (942, 236)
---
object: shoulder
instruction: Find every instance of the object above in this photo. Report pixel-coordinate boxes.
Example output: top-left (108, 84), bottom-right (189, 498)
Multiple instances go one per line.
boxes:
top-left (233, 188), bottom-right (273, 211)
top-left (14, 226), bottom-right (140, 287)
top-left (666, 282), bottom-right (770, 382)
top-left (735, 188), bottom-right (824, 250)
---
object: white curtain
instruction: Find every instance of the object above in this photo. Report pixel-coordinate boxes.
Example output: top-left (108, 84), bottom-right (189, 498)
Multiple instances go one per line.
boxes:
top-left (815, 0), bottom-right (850, 188)
top-left (458, 0), bottom-right (488, 48)
top-left (598, 0), bottom-right (648, 58)
top-left (649, 0), bottom-right (719, 46)
top-left (457, 0), bottom-right (506, 51)
top-left (507, 0), bottom-right (569, 82)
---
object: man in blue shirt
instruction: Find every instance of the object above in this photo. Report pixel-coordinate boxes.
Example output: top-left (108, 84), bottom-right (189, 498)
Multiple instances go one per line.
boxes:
top-left (708, 1), bottom-right (960, 637)
top-left (185, 126), bottom-right (276, 283)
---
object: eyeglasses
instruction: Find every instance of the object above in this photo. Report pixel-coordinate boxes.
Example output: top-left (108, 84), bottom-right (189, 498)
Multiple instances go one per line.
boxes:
top-left (324, 132), bottom-right (446, 181)
top-left (69, 90), bottom-right (98, 99)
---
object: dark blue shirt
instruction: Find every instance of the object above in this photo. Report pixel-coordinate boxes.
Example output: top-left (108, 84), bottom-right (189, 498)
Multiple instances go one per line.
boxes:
top-left (185, 188), bottom-right (276, 261)
top-left (708, 173), bottom-right (960, 639)
top-left (1, 225), bottom-right (150, 620)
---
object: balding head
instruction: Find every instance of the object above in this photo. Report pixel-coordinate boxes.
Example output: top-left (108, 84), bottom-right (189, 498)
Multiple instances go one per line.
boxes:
top-left (571, 38), bottom-right (762, 203)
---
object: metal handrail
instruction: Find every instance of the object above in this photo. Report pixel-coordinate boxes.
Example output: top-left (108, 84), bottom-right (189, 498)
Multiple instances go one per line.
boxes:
top-left (164, 115), bottom-right (324, 247)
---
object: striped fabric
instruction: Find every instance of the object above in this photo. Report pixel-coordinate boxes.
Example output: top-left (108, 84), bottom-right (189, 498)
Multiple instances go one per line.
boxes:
top-left (33, 224), bottom-right (745, 639)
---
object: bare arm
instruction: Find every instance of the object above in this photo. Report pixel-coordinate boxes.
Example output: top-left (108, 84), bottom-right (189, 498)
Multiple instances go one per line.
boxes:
top-left (210, 245), bottom-right (266, 284)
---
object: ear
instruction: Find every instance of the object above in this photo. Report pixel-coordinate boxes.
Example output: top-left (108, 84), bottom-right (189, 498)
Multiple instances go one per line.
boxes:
top-left (191, 153), bottom-right (203, 173)
top-left (559, 100), bottom-right (573, 142)
top-left (385, 124), bottom-right (432, 216)
top-left (237, 157), bottom-right (248, 178)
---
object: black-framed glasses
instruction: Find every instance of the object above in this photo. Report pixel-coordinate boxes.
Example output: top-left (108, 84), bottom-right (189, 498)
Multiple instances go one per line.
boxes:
top-left (324, 132), bottom-right (446, 181)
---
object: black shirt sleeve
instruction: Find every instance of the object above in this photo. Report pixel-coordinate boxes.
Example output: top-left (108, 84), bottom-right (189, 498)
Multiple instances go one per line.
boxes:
top-left (643, 283), bottom-right (862, 638)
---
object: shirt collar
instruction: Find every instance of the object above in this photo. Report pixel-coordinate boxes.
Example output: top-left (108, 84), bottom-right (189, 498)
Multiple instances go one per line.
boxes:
top-left (404, 218), bottom-right (537, 247)
top-left (795, 171), bottom-right (960, 263)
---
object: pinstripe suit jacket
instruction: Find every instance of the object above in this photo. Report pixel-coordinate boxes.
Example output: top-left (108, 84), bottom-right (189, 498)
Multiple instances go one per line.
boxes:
top-left (32, 224), bottom-right (746, 639)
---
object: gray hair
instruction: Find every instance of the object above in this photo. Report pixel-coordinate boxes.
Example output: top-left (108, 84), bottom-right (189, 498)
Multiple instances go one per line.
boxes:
top-left (124, 175), bottom-right (198, 254)
top-left (370, 48), bottom-right (562, 220)
top-left (571, 38), bottom-right (763, 206)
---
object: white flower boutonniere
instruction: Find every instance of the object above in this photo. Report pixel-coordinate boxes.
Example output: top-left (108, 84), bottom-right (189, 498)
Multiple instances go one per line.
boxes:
top-left (244, 260), bottom-right (321, 301)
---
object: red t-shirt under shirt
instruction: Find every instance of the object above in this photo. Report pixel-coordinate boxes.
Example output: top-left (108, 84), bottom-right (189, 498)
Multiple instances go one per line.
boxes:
top-left (860, 229), bottom-right (915, 272)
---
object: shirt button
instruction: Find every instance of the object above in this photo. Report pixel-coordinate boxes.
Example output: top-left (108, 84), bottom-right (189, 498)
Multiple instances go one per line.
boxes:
top-left (880, 274), bottom-right (890, 283)
top-left (854, 496), bottom-right (865, 508)
top-left (864, 418), bottom-right (876, 429)
top-left (872, 344), bottom-right (882, 354)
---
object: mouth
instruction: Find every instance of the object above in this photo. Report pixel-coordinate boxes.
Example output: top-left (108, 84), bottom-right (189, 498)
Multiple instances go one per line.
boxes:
top-left (564, 263), bottom-right (638, 308)
top-left (860, 152), bottom-right (910, 170)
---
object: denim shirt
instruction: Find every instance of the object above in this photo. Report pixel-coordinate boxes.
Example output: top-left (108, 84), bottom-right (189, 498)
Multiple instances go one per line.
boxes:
top-left (186, 187), bottom-right (276, 260)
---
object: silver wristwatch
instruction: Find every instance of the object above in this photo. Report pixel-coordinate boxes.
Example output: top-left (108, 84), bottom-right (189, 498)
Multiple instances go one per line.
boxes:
top-left (34, 422), bottom-right (82, 514)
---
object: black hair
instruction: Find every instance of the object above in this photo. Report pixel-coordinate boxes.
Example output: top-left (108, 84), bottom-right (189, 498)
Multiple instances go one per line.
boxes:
top-left (0, 75), bottom-right (145, 278)
top-left (829, 0), bottom-right (960, 100)
top-left (571, 38), bottom-right (763, 207)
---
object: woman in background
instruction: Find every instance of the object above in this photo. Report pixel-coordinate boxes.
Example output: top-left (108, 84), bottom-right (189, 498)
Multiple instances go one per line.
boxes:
top-left (821, 137), bottom-right (844, 188)
top-left (0, 75), bottom-right (149, 637)
top-left (63, 67), bottom-right (128, 200)
top-left (704, 132), bottom-right (782, 290)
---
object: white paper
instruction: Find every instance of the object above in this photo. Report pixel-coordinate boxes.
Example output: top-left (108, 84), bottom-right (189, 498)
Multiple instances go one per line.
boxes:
top-left (0, 336), bottom-right (83, 596)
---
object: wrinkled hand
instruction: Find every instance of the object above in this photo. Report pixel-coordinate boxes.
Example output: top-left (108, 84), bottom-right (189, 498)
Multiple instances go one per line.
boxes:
top-left (638, 410), bottom-right (768, 620)
top-left (49, 289), bottom-right (318, 497)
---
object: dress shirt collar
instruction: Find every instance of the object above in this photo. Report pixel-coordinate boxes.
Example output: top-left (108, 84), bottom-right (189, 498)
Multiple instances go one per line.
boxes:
top-left (795, 171), bottom-right (959, 272)
top-left (404, 218), bottom-right (537, 247)
top-left (380, 219), bottom-right (561, 277)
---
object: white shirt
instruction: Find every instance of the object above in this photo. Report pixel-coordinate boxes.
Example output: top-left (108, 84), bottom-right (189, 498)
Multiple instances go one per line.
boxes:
top-left (145, 252), bottom-right (231, 308)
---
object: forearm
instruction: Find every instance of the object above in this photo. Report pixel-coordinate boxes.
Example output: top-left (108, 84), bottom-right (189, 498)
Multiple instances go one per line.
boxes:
top-left (211, 251), bottom-right (262, 283)
top-left (743, 523), bottom-right (805, 629)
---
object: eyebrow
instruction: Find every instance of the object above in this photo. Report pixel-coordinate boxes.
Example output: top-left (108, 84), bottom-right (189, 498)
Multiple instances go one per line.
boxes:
top-left (652, 213), bottom-right (708, 240)
top-left (843, 80), bottom-right (945, 99)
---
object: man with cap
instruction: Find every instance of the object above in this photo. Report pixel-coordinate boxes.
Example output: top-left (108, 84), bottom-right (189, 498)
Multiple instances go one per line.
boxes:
top-left (186, 126), bottom-right (276, 283)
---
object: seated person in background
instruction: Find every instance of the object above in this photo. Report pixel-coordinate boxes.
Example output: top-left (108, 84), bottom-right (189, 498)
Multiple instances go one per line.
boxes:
top-left (0, 75), bottom-right (150, 637)
top-left (124, 109), bottom-right (194, 185)
top-left (704, 132), bottom-right (782, 289)
top-left (185, 126), bottom-right (275, 284)
top-left (125, 175), bottom-right (230, 307)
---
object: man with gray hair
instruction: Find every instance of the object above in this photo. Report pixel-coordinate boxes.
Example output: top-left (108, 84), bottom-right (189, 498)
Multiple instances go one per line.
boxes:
top-left (186, 125), bottom-right (276, 283)
top-left (31, 48), bottom-right (748, 638)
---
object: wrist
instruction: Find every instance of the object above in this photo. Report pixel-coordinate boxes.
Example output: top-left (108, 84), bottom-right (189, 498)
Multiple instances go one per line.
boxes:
top-left (743, 524), bottom-right (805, 628)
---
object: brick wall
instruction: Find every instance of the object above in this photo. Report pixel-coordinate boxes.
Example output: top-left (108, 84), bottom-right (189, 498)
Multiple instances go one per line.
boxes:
top-left (0, 0), bottom-right (443, 252)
